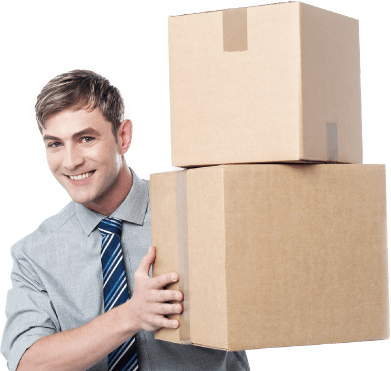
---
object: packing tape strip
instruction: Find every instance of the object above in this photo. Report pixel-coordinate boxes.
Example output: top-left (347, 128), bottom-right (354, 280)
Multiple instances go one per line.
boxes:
top-left (176, 171), bottom-right (191, 343)
top-left (326, 122), bottom-right (338, 162)
top-left (223, 7), bottom-right (248, 52)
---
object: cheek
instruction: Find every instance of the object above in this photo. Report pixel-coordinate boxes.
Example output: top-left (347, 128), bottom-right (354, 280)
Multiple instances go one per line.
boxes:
top-left (97, 147), bottom-right (122, 169)
top-left (46, 152), bottom-right (60, 174)
top-left (114, 152), bottom-right (122, 168)
top-left (106, 146), bottom-right (121, 169)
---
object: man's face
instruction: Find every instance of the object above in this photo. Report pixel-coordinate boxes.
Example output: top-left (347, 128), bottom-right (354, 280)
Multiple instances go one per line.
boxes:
top-left (43, 108), bottom-right (124, 207)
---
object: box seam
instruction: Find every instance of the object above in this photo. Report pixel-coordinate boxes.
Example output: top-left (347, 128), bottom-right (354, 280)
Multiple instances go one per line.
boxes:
top-left (298, 1), bottom-right (304, 160)
top-left (221, 167), bottom-right (229, 349)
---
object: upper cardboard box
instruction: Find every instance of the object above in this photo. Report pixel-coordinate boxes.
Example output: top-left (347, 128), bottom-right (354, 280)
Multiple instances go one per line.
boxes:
top-left (169, 2), bottom-right (363, 167)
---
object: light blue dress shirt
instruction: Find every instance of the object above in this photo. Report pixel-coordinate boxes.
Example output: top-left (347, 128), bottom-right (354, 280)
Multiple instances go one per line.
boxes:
top-left (1, 169), bottom-right (250, 371)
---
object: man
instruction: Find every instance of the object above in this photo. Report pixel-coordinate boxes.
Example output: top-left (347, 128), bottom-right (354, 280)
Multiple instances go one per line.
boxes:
top-left (1, 70), bottom-right (250, 371)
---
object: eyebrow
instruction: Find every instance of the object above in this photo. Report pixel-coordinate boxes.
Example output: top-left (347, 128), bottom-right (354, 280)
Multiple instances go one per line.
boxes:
top-left (43, 127), bottom-right (101, 142)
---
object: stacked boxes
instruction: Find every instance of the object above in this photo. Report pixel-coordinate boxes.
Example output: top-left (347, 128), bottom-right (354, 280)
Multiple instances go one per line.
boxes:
top-left (150, 2), bottom-right (389, 351)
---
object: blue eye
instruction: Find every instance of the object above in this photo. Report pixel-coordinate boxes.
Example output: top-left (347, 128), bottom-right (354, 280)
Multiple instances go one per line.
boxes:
top-left (81, 136), bottom-right (94, 143)
top-left (48, 141), bottom-right (62, 148)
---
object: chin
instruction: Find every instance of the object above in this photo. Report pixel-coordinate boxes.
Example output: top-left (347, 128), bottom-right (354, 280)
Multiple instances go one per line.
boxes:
top-left (66, 191), bottom-right (96, 205)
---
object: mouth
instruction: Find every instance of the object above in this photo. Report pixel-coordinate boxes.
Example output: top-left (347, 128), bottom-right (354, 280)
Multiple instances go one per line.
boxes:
top-left (66, 171), bottom-right (95, 181)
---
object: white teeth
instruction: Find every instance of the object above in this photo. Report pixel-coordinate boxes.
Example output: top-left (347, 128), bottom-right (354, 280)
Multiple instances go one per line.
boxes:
top-left (68, 171), bottom-right (94, 181)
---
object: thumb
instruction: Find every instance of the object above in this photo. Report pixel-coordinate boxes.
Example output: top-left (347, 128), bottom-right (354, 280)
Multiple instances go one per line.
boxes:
top-left (136, 246), bottom-right (156, 277)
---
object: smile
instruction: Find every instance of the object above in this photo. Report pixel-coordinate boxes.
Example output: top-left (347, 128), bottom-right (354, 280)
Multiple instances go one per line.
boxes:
top-left (67, 171), bottom-right (95, 181)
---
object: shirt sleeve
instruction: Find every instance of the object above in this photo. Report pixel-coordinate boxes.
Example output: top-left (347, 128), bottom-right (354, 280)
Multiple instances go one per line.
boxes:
top-left (1, 243), bottom-right (61, 371)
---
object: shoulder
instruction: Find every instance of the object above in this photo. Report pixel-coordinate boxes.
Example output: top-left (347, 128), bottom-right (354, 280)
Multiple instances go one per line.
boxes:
top-left (142, 179), bottom-right (150, 212)
top-left (143, 179), bottom-right (150, 195)
top-left (36, 201), bottom-right (78, 233)
top-left (139, 178), bottom-right (150, 209)
top-left (11, 201), bottom-right (79, 259)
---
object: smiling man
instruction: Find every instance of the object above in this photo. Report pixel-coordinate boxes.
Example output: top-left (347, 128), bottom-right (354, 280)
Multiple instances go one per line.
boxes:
top-left (1, 70), bottom-right (250, 371)
top-left (42, 108), bottom-right (131, 214)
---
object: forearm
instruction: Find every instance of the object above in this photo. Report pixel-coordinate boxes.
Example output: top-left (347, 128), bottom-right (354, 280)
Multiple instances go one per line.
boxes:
top-left (17, 303), bottom-right (138, 371)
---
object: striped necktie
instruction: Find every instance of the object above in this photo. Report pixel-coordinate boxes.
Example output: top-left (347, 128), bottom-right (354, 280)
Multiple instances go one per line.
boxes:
top-left (98, 217), bottom-right (139, 371)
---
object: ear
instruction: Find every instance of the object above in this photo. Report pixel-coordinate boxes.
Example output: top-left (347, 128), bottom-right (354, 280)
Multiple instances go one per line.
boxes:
top-left (117, 119), bottom-right (132, 154)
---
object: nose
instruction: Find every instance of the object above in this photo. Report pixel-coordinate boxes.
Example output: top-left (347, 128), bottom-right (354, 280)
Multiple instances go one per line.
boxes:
top-left (63, 143), bottom-right (84, 170)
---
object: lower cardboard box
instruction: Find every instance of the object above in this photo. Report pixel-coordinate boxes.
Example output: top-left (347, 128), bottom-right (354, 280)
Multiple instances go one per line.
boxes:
top-left (150, 164), bottom-right (389, 351)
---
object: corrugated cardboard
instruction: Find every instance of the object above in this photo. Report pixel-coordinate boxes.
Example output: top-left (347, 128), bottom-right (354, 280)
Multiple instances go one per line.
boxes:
top-left (151, 164), bottom-right (389, 351)
top-left (169, 2), bottom-right (363, 167)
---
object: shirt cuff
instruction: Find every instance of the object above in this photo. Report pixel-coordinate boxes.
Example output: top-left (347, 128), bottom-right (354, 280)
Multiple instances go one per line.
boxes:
top-left (7, 328), bottom-right (55, 371)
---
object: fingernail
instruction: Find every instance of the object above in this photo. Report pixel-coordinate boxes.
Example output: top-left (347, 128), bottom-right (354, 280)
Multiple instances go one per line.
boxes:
top-left (172, 273), bottom-right (178, 281)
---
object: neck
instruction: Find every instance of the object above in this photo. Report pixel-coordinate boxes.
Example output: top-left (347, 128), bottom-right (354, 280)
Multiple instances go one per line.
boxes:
top-left (83, 164), bottom-right (133, 216)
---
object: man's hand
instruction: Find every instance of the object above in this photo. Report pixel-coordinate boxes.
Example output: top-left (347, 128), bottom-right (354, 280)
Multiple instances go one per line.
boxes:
top-left (17, 246), bottom-right (182, 371)
top-left (127, 246), bottom-right (183, 332)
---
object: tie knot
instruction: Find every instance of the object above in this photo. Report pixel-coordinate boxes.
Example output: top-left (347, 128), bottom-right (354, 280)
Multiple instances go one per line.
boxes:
top-left (98, 217), bottom-right (122, 237)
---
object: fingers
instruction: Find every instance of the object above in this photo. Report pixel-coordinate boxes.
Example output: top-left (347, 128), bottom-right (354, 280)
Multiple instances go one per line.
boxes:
top-left (157, 289), bottom-right (183, 303)
top-left (164, 319), bottom-right (180, 329)
top-left (156, 302), bottom-right (183, 316)
top-left (150, 272), bottom-right (179, 290)
top-left (135, 246), bottom-right (179, 290)
top-left (135, 247), bottom-right (180, 290)
top-left (155, 317), bottom-right (180, 329)
top-left (131, 246), bottom-right (184, 332)
top-left (136, 246), bottom-right (156, 277)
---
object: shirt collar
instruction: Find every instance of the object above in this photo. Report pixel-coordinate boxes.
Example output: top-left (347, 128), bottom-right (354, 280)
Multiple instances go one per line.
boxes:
top-left (74, 168), bottom-right (149, 236)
